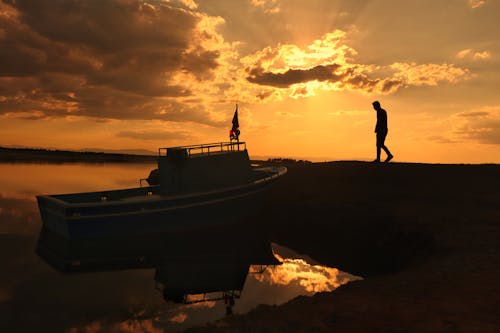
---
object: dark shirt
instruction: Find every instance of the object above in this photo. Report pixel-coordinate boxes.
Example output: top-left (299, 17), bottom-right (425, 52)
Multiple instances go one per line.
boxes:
top-left (375, 108), bottom-right (388, 133)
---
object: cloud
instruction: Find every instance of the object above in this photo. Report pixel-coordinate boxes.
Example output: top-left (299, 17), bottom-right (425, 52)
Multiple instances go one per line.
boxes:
top-left (458, 111), bottom-right (490, 117)
top-left (0, 2), bottom-right (475, 128)
top-left (242, 31), bottom-right (470, 97)
top-left (456, 48), bottom-right (491, 60)
top-left (250, 0), bottom-right (281, 14)
top-left (468, 0), bottom-right (486, 8)
top-left (390, 62), bottom-right (470, 86)
top-left (176, 0), bottom-right (199, 10)
top-left (473, 51), bottom-right (492, 60)
top-left (457, 49), bottom-right (473, 59)
top-left (453, 107), bottom-right (500, 144)
top-left (247, 64), bottom-right (344, 87)
top-left (0, 0), bottom-right (229, 125)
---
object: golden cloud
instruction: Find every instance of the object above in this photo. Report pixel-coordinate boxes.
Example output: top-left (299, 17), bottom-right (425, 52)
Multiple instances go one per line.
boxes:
top-left (456, 48), bottom-right (491, 60)
top-left (473, 51), bottom-right (492, 60)
top-left (250, 0), bottom-right (281, 14)
top-left (390, 62), bottom-right (470, 86)
top-left (242, 31), bottom-right (470, 98)
top-left (468, 0), bottom-right (487, 9)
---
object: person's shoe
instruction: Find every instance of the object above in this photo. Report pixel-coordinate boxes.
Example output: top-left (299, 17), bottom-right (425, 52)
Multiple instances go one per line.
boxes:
top-left (372, 159), bottom-right (380, 163)
top-left (385, 154), bottom-right (393, 163)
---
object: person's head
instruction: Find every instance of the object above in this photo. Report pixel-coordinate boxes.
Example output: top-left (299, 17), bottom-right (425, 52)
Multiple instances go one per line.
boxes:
top-left (372, 101), bottom-right (381, 110)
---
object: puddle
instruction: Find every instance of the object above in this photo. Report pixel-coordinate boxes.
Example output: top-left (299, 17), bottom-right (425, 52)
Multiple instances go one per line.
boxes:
top-left (72, 243), bottom-right (362, 333)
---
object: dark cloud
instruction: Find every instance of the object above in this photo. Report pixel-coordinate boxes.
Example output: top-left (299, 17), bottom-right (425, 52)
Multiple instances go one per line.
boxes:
top-left (290, 86), bottom-right (309, 97)
top-left (458, 111), bottom-right (490, 117)
top-left (380, 79), bottom-right (404, 93)
top-left (247, 64), bottom-right (343, 87)
top-left (246, 63), bottom-right (403, 94)
top-left (0, 0), bottom-right (222, 124)
top-left (256, 90), bottom-right (275, 100)
top-left (4, 0), bottom-right (194, 52)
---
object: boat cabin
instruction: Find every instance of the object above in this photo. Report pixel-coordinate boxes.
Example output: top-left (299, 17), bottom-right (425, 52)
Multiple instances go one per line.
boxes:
top-left (157, 142), bottom-right (252, 194)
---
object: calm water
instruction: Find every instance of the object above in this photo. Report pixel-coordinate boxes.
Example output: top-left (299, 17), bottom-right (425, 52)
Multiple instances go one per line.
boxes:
top-left (0, 162), bottom-right (360, 333)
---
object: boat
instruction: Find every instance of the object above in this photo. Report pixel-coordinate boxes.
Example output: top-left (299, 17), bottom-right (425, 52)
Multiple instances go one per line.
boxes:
top-left (36, 141), bottom-right (287, 239)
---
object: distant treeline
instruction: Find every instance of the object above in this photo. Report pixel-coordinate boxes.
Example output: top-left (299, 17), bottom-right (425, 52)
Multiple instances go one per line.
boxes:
top-left (266, 158), bottom-right (312, 164)
top-left (0, 147), bottom-right (157, 163)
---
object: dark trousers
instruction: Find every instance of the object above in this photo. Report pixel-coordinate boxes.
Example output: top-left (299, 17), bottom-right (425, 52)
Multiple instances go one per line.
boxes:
top-left (376, 130), bottom-right (391, 161)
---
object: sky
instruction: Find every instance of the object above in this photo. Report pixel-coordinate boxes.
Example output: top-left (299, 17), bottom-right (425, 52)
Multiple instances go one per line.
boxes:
top-left (0, 0), bottom-right (499, 163)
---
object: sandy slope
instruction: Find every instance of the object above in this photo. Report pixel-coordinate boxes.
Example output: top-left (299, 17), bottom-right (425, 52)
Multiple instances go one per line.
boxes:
top-left (186, 161), bottom-right (500, 332)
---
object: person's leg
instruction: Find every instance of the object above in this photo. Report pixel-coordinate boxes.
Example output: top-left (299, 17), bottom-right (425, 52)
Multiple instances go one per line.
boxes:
top-left (382, 146), bottom-right (393, 162)
top-left (379, 131), bottom-right (393, 162)
top-left (375, 133), bottom-right (382, 162)
top-left (373, 133), bottom-right (380, 162)
top-left (382, 145), bottom-right (391, 156)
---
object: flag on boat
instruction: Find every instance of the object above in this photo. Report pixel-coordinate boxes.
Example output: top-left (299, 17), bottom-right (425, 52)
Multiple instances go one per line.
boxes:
top-left (230, 104), bottom-right (240, 141)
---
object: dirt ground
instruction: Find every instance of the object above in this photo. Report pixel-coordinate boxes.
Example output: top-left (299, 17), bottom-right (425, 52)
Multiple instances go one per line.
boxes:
top-left (185, 161), bottom-right (500, 333)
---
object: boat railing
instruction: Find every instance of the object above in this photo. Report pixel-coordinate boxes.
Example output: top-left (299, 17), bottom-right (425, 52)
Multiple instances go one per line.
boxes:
top-left (158, 142), bottom-right (246, 157)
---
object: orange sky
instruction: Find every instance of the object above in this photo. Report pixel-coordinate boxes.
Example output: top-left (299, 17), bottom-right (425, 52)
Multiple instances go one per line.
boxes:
top-left (1, 0), bottom-right (499, 163)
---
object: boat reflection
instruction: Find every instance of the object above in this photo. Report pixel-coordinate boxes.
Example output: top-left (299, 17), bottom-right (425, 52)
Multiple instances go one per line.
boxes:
top-left (156, 256), bottom-right (275, 315)
top-left (36, 225), bottom-right (280, 313)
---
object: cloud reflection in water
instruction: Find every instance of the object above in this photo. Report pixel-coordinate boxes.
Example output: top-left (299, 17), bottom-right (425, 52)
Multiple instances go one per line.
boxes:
top-left (253, 250), bottom-right (362, 293)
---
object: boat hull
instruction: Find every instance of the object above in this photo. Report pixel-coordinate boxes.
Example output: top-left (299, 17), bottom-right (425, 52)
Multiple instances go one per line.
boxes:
top-left (37, 166), bottom-right (286, 240)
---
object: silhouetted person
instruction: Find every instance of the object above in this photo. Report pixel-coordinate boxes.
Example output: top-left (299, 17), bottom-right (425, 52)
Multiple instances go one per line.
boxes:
top-left (372, 101), bottom-right (393, 162)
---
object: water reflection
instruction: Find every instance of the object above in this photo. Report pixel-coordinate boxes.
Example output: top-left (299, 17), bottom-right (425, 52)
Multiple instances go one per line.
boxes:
top-left (0, 162), bottom-right (360, 333)
top-left (34, 225), bottom-right (361, 332)
top-left (37, 225), bottom-right (281, 309)
top-left (257, 246), bottom-right (360, 293)
top-left (0, 162), bottom-right (155, 201)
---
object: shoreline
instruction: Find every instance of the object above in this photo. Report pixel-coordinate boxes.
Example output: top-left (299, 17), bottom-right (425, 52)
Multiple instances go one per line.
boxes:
top-left (0, 147), bottom-right (157, 164)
